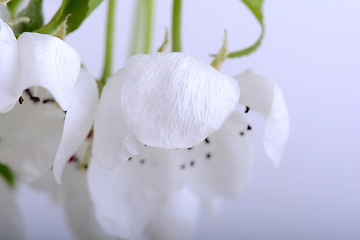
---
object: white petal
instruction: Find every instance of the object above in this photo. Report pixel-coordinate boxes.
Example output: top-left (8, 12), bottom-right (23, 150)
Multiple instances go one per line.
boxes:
top-left (120, 52), bottom-right (240, 149)
top-left (0, 179), bottom-right (26, 240)
top-left (144, 187), bottom-right (200, 240)
top-left (62, 166), bottom-right (116, 240)
top-left (53, 69), bottom-right (98, 183)
top-left (235, 70), bottom-right (289, 166)
top-left (88, 147), bottom-right (180, 239)
top-left (17, 32), bottom-right (81, 110)
top-left (0, 90), bottom-right (65, 181)
top-left (169, 111), bottom-right (254, 199)
top-left (0, 19), bottom-right (20, 113)
top-left (92, 71), bottom-right (143, 169)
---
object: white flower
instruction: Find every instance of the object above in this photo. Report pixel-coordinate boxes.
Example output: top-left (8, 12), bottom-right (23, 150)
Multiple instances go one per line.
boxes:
top-left (93, 52), bottom-right (240, 169)
top-left (88, 52), bottom-right (289, 239)
top-left (0, 18), bottom-right (98, 182)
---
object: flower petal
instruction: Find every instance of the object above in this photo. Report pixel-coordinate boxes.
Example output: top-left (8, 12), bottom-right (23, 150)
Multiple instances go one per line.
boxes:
top-left (88, 147), bottom-right (180, 239)
top-left (0, 179), bottom-right (26, 240)
top-left (62, 166), bottom-right (116, 240)
top-left (144, 187), bottom-right (200, 240)
top-left (169, 111), bottom-right (254, 199)
top-left (92, 71), bottom-right (143, 169)
top-left (0, 89), bottom-right (64, 181)
top-left (53, 69), bottom-right (98, 183)
top-left (120, 52), bottom-right (240, 149)
top-left (0, 19), bottom-right (20, 113)
top-left (17, 32), bottom-right (81, 110)
top-left (235, 70), bottom-right (289, 166)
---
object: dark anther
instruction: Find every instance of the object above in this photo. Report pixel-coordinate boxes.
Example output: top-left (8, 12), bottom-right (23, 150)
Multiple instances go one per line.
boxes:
top-left (247, 125), bottom-right (252, 131)
top-left (25, 89), bottom-right (40, 103)
top-left (180, 164), bottom-right (186, 170)
top-left (87, 130), bottom-right (93, 139)
top-left (187, 147), bottom-right (193, 150)
top-left (245, 106), bottom-right (250, 113)
top-left (206, 153), bottom-right (211, 159)
top-left (140, 159), bottom-right (145, 164)
top-left (42, 98), bottom-right (54, 104)
top-left (144, 144), bottom-right (148, 147)
top-left (68, 155), bottom-right (78, 163)
top-left (204, 138), bottom-right (210, 144)
top-left (239, 132), bottom-right (245, 136)
top-left (190, 161), bottom-right (195, 167)
top-left (128, 157), bottom-right (132, 161)
top-left (18, 96), bottom-right (24, 104)
top-left (83, 164), bottom-right (88, 170)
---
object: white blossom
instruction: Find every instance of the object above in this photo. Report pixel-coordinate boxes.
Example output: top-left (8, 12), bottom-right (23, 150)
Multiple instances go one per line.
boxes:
top-left (88, 52), bottom-right (289, 239)
top-left (0, 19), bottom-right (98, 182)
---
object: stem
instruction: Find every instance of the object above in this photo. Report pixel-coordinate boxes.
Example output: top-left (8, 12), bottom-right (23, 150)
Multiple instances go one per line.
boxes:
top-left (129, 0), bottom-right (144, 56)
top-left (143, 0), bottom-right (154, 54)
top-left (100, 0), bottom-right (116, 88)
top-left (172, 0), bottom-right (182, 52)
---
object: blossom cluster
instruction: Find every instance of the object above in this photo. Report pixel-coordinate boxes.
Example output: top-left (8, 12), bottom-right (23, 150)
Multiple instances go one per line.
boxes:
top-left (0, 1), bottom-right (289, 239)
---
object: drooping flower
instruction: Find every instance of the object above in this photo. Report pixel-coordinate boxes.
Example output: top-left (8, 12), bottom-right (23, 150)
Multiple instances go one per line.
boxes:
top-left (0, 19), bottom-right (98, 182)
top-left (92, 52), bottom-right (240, 169)
top-left (88, 52), bottom-right (289, 239)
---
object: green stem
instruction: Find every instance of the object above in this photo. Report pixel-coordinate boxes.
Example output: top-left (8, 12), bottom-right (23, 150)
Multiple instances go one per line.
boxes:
top-left (143, 0), bottom-right (154, 54)
top-left (129, 0), bottom-right (144, 56)
top-left (172, 0), bottom-right (182, 52)
top-left (100, 0), bottom-right (116, 89)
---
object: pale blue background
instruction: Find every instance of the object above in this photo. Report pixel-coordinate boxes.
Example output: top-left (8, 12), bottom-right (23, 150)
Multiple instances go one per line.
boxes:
top-left (16, 0), bottom-right (360, 239)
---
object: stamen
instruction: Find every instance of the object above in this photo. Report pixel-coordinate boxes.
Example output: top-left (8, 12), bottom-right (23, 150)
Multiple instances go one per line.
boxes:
top-left (247, 125), bottom-right (252, 130)
top-left (25, 89), bottom-right (40, 103)
top-left (206, 153), bottom-right (211, 159)
top-left (42, 98), bottom-right (54, 104)
top-left (18, 96), bottom-right (24, 104)
top-left (68, 155), bottom-right (78, 163)
top-left (204, 138), bottom-right (210, 144)
top-left (189, 160), bottom-right (195, 167)
top-left (239, 132), bottom-right (244, 136)
top-left (187, 147), bottom-right (193, 150)
top-left (128, 157), bottom-right (132, 161)
top-left (245, 106), bottom-right (250, 113)
top-left (180, 164), bottom-right (186, 170)
top-left (140, 159), bottom-right (145, 164)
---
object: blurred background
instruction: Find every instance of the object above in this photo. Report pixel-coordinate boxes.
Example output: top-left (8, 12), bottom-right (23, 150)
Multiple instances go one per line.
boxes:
top-left (16, 0), bottom-right (360, 239)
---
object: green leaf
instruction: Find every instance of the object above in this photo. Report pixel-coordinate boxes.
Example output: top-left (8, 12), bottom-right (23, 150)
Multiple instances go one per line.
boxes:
top-left (15, 0), bottom-right (44, 34)
top-left (37, 0), bottom-right (89, 35)
top-left (88, 0), bottom-right (103, 15)
top-left (0, 163), bottom-right (15, 188)
top-left (227, 0), bottom-right (264, 58)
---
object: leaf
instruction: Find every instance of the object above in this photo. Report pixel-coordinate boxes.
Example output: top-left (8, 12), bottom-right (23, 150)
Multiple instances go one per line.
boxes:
top-left (227, 0), bottom-right (264, 58)
top-left (36, 0), bottom-right (103, 35)
top-left (15, 0), bottom-right (44, 34)
top-left (0, 163), bottom-right (15, 188)
top-left (88, 0), bottom-right (103, 15)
